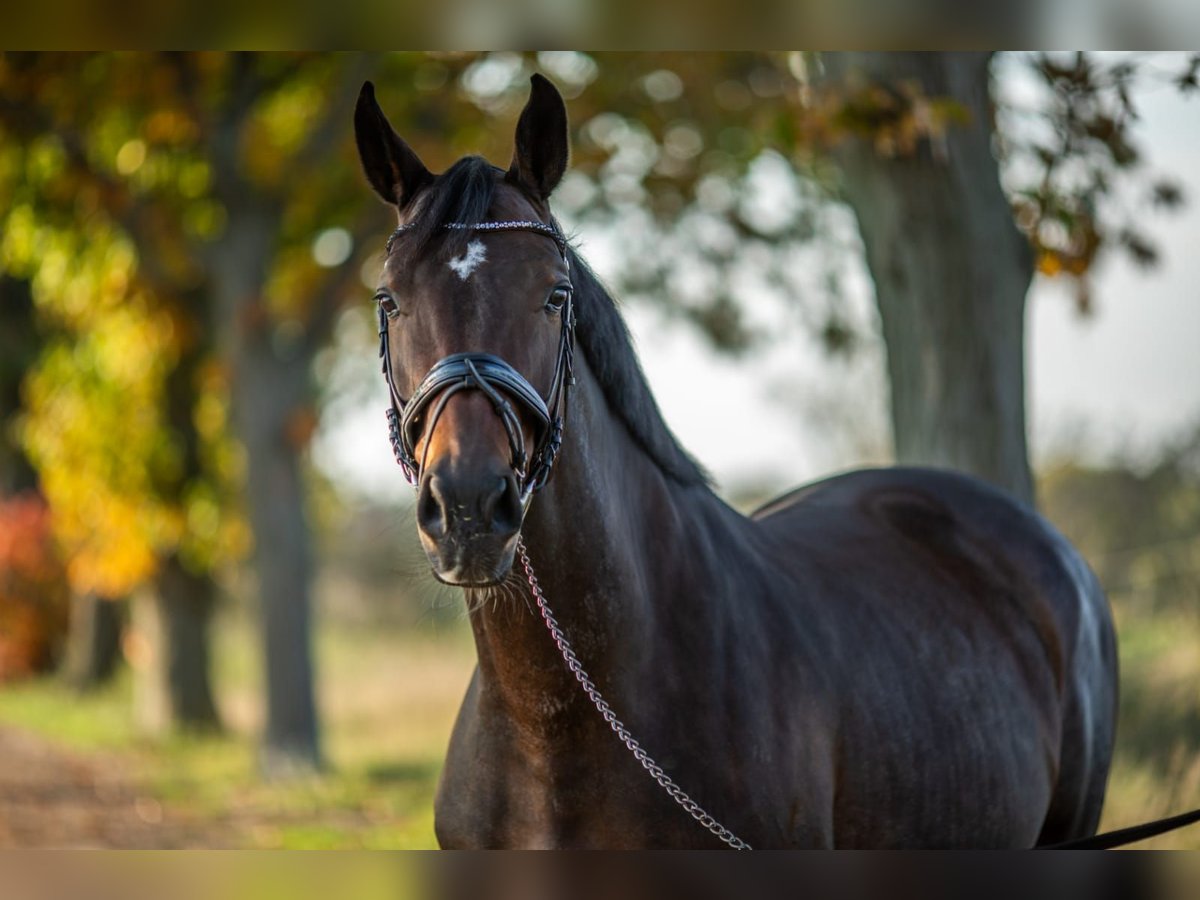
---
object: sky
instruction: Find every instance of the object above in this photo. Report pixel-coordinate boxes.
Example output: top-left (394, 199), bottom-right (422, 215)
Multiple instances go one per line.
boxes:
top-left (313, 60), bottom-right (1200, 504)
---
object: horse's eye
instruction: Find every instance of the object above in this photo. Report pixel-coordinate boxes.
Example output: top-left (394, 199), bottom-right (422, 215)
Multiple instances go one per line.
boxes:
top-left (377, 292), bottom-right (400, 319)
top-left (545, 286), bottom-right (571, 314)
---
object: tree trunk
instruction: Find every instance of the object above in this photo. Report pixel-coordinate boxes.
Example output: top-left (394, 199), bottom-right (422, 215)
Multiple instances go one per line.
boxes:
top-left (821, 52), bottom-right (1036, 506)
top-left (63, 592), bottom-right (124, 690)
top-left (133, 555), bottom-right (221, 733)
top-left (0, 275), bottom-right (40, 495)
top-left (138, 301), bottom-right (224, 730)
top-left (237, 345), bottom-right (322, 775)
top-left (212, 201), bottom-right (321, 775)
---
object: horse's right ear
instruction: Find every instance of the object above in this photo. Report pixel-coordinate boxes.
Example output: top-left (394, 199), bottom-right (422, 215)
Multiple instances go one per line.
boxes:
top-left (509, 74), bottom-right (569, 201)
top-left (354, 81), bottom-right (433, 208)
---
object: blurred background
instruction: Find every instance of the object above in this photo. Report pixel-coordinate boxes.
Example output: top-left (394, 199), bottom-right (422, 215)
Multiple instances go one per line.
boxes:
top-left (0, 51), bottom-right (1196, 848)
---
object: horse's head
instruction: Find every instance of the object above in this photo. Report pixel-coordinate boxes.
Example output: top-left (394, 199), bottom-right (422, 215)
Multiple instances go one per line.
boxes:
top-left (355, 75), bottom-right (573, 587)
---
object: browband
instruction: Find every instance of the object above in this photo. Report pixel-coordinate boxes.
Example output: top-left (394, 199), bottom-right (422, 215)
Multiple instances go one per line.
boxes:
top-left (387, 219), bottom-right (569, 257)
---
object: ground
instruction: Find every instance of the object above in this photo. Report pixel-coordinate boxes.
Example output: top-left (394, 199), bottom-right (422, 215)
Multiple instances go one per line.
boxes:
top-left (0, 724), bottom-right (225, 847)
top-left (0, 618), bottom-right (477, 849)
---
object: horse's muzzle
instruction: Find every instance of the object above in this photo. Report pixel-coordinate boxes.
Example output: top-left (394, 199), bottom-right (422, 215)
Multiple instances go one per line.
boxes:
top-left (416, 463), bottom-right (523, 586)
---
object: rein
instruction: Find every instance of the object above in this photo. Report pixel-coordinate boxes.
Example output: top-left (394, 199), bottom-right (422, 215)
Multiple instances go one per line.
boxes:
top-left (516, 536), bottom-right (752, 850)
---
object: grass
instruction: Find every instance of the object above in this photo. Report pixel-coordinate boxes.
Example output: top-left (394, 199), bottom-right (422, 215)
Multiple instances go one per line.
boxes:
top-left (1097, 601), bottom-right (1200, 849)
top-left (0, 607), bottom-right (477, 849)
top-left (0, 589), bottom-right (1196, 847)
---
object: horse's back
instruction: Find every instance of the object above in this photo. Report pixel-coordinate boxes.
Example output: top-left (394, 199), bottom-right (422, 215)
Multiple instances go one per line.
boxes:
top-left (750, 466), bottom-right (1117, 846)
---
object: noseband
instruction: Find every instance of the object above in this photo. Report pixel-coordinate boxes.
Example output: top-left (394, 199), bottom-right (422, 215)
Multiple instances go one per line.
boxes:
top-left (378, 220), bottom-right (576, 506)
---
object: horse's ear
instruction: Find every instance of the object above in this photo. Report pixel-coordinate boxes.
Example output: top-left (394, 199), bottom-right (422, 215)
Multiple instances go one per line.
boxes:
top-left (508, 74), bottom-right (569, 201)
top-left (354, 81), bottom-right (433, 208)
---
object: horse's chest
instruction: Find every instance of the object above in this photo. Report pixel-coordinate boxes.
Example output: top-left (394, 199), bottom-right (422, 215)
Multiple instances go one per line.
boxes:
top-left (434, 693), bottom-right (732, 849)
top-left (434, 727), bottom-right (645, 848)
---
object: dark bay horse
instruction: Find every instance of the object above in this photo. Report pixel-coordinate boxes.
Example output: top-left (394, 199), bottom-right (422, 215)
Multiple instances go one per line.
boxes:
top-left (354, 75), bottom-right (1118, 848)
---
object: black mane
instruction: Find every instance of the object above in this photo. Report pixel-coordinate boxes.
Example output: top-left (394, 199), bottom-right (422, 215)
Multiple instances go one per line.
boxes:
top-left (395, 155), bottom-right (709, 489)
top-left (393, 156), bottom-right (503, 258)
top-left (567, 250), bottom-right (710, 488)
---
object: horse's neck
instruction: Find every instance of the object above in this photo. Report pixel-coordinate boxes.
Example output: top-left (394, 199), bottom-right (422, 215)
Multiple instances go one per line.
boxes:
top-left (464, 368), bottom-right (734, 734)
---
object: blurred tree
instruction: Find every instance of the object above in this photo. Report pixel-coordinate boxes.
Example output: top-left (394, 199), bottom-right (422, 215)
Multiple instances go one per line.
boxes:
top-left (0, 274), bottom-right (121, 686)
top-left (1041, 425), bottom-right (1200, 614)
top-left (0, 51), bottom-right (528, 769)
top-left (812, 51), bottom-right (1192, 504)
top-left (0, 126), bottom-right (226, 718)
top-left (0, 275), bottom-right (40, 496)
top-left (0, 275), bottom-right (71, 679)
top-left (817, 52), bottom-right (1035, 502)
top-left (1, 51), bottom-right (1191, 758)
top-left (0, 53), bottom-right (403, 762)
top-left (479, 51), bottom-right (1194, 506)
top-left (61, 590), bottom-right (125, 690)
top-left (0, 493), bottom-right (69, 679)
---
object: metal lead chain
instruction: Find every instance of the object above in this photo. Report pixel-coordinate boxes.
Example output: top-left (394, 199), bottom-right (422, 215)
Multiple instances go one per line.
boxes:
top-left (516, 537), bottom-right (752, 850)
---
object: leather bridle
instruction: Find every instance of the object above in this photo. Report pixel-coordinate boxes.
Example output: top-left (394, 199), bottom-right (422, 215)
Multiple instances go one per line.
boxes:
top-left (378, 220), bottom-right (576, 507)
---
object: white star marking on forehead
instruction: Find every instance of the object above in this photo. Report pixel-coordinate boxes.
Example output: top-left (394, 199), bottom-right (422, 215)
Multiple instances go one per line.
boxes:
top-left (448, 239), bottom-right (487, 281)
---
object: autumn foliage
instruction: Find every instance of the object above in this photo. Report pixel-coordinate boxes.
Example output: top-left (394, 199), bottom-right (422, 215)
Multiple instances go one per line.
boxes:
top-left (0, 493), bottom-right (68, 679)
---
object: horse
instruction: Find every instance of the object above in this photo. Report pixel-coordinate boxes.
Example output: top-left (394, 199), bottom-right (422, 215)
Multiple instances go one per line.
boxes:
top-left (353, 74), bottom-right (1118, 849)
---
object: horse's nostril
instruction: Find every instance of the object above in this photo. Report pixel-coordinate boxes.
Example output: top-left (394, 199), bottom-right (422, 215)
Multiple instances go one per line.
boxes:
top-left (479, 477), bottom-right (507, 524)
top-left (491, 475), bottom-right (523, 537)
top-left (418, 476), bottom-right (448, 539)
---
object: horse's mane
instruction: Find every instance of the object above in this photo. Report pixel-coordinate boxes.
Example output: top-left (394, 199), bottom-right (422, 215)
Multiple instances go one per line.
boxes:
top-left (566, 250), bottom-right (710, 488)
top-left (399, 156), bottom-right (503, 258)
top-left (398, 154), bottom-right (709, 489)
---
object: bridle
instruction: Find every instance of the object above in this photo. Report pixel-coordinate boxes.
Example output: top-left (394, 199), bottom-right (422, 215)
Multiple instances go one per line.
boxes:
top-left (377, 219), bottom-right (576, 507)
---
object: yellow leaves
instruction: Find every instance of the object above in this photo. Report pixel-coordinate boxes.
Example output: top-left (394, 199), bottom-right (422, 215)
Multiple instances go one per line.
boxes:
top-left (1028, 211), bottom-right (1100, 293)
top-left (0, 210), bottom-right (141, 330)
top-left (0, 204), bottom-right (39, 273)
top-left (194, 391), bottom-right (227, 442)
top-left (181, 198), bottom-right (227, 241)
top-left (242, 74), bottom-right (328, 189)
top-left (784, 67), bottom-right (973, 165)
top-left (20, 312), bottom-right (177, 596)
top-left (143, 108), bottom-right (198, 146)
top-left (1037, 251), bottom-right (1063, 277)
top-left (98, 305), bottom-right (173, 385)
top-left (11, 220), bottom-right (219, 597)
top-left (265, 244), bottom-right (325, 321)
top-left (185, 488), bottom-right (221, 545)
top-left (1, 54), bottom-right (256, 599)
top-left (54, 483), bottom-right (167, 598)
top-left (178, 480), bottom-right (250, 573)
top-left (26, 135), bottom-right (67, 182)
top-left (115, 138), bottom-right (147, 175)
top-left (177, 160), bottom-right (212, 199)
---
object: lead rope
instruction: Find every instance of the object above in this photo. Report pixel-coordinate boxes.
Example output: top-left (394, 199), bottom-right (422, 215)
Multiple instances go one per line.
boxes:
top-left (516, 536), bottom-right (752, 850)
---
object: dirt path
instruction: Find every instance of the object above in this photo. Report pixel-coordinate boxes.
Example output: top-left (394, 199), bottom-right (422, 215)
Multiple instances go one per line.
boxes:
top-left (0, 725), bottom-right (230, 848)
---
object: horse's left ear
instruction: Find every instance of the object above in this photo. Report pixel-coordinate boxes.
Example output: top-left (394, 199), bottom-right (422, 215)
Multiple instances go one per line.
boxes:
top-left (508, 74), bottom-right (569, 201)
